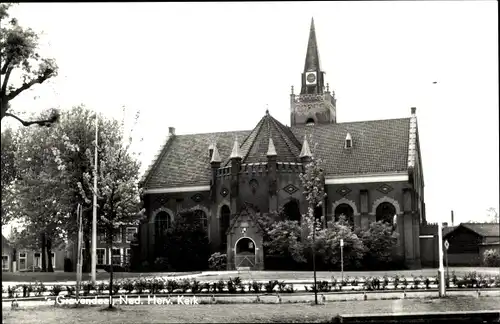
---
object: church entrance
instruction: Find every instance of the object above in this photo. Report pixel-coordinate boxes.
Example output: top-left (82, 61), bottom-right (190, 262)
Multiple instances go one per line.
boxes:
top-left (234, 237), bottom-right (256, 270)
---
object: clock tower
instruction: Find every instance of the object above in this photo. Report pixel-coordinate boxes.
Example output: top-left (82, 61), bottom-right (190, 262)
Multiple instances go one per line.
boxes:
top-left (290, 18), bottom-right (337, 126)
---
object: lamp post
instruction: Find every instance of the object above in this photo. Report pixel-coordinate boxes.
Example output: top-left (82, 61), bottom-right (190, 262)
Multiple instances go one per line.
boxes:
top-left (444, 239), bottom-right (450, 282)
top-left (340, 238), bottom-right (344, 284)
top-left (91, 112), bottom-right (98, 285)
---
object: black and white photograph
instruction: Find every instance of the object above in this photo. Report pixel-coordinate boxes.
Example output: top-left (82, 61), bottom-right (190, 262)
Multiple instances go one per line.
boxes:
top-left (1, 1), bottom-right (499, 323)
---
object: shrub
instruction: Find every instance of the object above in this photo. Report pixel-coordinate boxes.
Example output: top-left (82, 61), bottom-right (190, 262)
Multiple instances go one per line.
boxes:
top-left (112, 282), bottom-right (121, 294)
top-left (179, 279), bottom-right (191, 293)
top-left (123, 280), bottom-right (135, 294)
top-left (227, 278), bottom-right (237, 294)
top-left (35, 282), bottom-right (47, 296)
top-left (331, 277), bottom-right (338, 290)
top-left (215, 280), bottom-right (225, 293)
top-left (277, 281), bottom-right (287, 293)
top-left (318, 281), bottom-right (331, 292)
top-left (413, 276), bottom-right (421, 289)
top-left (191, 279), bottom-right (201, 294)
top-left (8, 286), bottom-right (16, 298)
top-left (154, 257), bottom-right (171, 272)
top-left (394, 275), bottom-right (400, 289)
top-left (483, 249), bottom-right (500, 267)
top-left (83, 282), bottom-right (94, 296)
top-left (382, 276), bottom-right (390, 290)
top-left (264, 280), bottom-right (279, 293)
top-left (149, 278), bottom-right (165, 294)
top-left (358, 221), bottom-right (398, 269)
top-left (208, 253), bottom-right (227, 271)
top-left (51, 285), bottom-right (62, 296)
top-left (201, 282), bottom-right (210, 293)
top-left (166, 280), bottom-right (178, 293)
top-left (424, 278), bottom-right (431, 289)
top-left (251, 281), bottom-right (262, 293)
top-left (66, 286), bottom-right (75, 296)
top-left (134, 278), bottom-right (148, 294)
top-left (96, 282), bottom-right (106, 295)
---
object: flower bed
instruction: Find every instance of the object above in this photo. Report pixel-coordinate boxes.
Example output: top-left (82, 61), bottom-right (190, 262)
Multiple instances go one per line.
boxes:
top-left (3, 272), bottom-right (500, 299)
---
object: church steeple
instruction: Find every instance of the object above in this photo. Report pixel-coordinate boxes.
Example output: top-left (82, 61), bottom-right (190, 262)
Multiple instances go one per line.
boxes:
top-left (304, 17), bottom-right (321, 72)
top-left (291, 18), bottom-right (337, 126)
top-left (300, 17), bottom-right (325, 95)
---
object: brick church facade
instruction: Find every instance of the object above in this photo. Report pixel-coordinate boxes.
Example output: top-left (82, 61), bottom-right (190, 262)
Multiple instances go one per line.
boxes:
top-left (139, 18), bottom-right (426, 270)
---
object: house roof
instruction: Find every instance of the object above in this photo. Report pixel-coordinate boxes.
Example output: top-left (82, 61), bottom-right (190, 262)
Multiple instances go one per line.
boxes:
top-left (444, 223), bottom-right (500, 238)
top-left (142, 115), bottom-right (412, 190)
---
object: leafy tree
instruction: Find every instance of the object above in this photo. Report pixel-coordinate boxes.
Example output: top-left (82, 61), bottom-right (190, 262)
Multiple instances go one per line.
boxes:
top-left (299, 156), bottom-right (327, 304)
top-left (486, 207), bottom-right (499, 223)
top-left (308, 216), bottom-right (366, 270)
top-left (1, 127), bottom-right (18, 225)
top-left (157, 210), bottom-right (210, 272)
top-left (0, 3), bottom-right (59, 126)
top-left (264, 220), bottom-right (304, 263)
top-left (358, 220), bottom-right (398, 269)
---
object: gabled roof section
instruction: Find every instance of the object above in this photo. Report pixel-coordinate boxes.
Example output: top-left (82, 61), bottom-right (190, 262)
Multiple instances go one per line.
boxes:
top-left (2, 234), bottom-right (12, 250)
top-left (225, 112), bottom-right (302, 165)
top-left (291, 118), bottom-right (411, 176)
top-left (142, 130), bottom-right (251, 189)
top-left (461, 223), bottom-right (499, 238)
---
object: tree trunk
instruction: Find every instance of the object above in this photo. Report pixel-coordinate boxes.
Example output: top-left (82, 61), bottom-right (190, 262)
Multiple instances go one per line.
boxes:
top-left (41, 232), bottom-right (47, 272)
top-left (46, 236), bottom-right (54, 272)
top-left (108, 227), bottom-right (114, 309)
top-left (84, 238), bottom-right (91, 273)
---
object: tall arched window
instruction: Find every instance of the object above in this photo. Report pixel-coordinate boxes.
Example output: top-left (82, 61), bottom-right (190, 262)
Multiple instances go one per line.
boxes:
top-left (194, 209), bottom-right (208, 229)
top-left (220, 205), bottom-right (230, 252)
top-left (155, 211), bottom-right (171, 246)
top-left (376, 202), bottom-right (396, 224)
top-left (334, 203), bottom-right (354, 226)
top-left (283, 199), bottom-right (301, 224)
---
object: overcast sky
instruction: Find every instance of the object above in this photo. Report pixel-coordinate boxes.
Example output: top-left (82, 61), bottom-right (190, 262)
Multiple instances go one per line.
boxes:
top-left (3, 1), bottom-right (499, 225)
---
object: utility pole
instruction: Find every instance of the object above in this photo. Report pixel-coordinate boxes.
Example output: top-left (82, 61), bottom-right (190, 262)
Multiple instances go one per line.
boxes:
top-left (340, 238), bottom-right (344, 284)
top-left (437, 219), bottom-right (445, 297)
top-left (91, 112), bottom-right (98, 285)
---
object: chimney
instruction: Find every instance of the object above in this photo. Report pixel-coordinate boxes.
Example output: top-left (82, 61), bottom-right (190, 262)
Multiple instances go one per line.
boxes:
top-left (451, 210), bottom-right (454, 226)
top-left (411, 107), bottom-right (416, 116)
top-left (443, 222), bottom-right (448, 227)
top-left (168, 127), bottom-right (175, 136)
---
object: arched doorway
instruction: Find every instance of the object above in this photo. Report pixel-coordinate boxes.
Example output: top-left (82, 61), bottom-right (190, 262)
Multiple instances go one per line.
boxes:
top-left (234, 237), bottom-right (256, 269)
top-left (154, 211), bottom-right (171, 256)
top-left (314, 206), bottom-right (323, 225)
top-left (283, 199), bottom-right (301, 224)
top-left (334, 203), bottom-right (354, 226)
top-left (220, 205), bottom-right (230, 252)
top-left (376, 202), bottom-right (396, 224)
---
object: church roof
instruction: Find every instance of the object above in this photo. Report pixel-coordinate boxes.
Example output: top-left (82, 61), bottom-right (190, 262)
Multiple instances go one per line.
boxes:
top-left (223, 111), bottom-right (302, 166)
top-left (141, 116), bottom-right (412, 190)
top-left (291, 117), bottom-right (411, 175)
top-left (304, 17), bottom-right (321, 72)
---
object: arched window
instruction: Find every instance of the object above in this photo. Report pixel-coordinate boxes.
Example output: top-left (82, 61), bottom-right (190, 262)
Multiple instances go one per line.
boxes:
top-left (283, 199), bottom-right (301, 224)
top-left (155, 211), bottom-right (171, 245)
top-left (376, 202), bottom-right (396, 224)
top-left (306, 118), bottom-right (315, 125)
top-left (194, 209), bottom-right (208, 229)
top-left (220, 205), bottom-right (230, 251)
top-left (334, 203), bottom-right (354, 226)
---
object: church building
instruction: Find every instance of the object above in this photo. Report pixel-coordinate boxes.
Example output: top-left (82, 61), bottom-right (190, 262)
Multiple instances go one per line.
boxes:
top-left (139, 18), bottom-right (426, 270)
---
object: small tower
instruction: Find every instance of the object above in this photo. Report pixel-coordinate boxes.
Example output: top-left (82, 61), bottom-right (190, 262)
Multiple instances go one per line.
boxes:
top-left (299, 135), bottom-right (313, 163)
top-left (210, 143), bottom-right (221, 202)
top-left (267, 137), bottom-right (278, 213)
top-left (230, 137), bottom-right (242, 213)
top-left (291, 18), bottom-right (337, 126)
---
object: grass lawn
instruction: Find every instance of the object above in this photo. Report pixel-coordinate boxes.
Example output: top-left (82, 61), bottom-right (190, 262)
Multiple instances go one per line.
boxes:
top-left (3, 297), bottom-right (500, 324)
top-left (2, 267), bottom-right (499, 284)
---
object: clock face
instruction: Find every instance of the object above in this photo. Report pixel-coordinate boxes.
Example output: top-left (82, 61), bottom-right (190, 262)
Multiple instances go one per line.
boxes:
top-left (306, 73), bottom-right (316, 83)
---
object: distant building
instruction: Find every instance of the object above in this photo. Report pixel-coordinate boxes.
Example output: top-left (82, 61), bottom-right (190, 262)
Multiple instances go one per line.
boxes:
top-left (2, 234), bottom-right (65, 272)
top-left (139, 18), bottom-right (426, 270)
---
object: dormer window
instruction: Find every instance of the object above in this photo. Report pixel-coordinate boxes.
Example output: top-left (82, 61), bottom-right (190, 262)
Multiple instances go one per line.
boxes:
top-left (345, 133), bottom-right (352, 148)
top-left (306, 118), bottom-right (315, 126)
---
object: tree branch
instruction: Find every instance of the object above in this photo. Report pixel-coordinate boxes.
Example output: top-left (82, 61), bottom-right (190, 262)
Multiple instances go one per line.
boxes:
top-left (1, 66), bottom-right (13, 96)
top-left (0, 56), bottom-right (12, 75)
top-left (5, 69), bottom-right (55, 101)
top-left (4, 111), bottom-right (59, 127)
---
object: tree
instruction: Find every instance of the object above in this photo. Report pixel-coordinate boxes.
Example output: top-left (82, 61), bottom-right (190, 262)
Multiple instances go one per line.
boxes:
top-left (77, 108), bottom-right (143, 308)
top-left (1, 127), bottom-right (18, 225)
top-left (264, 220), bottom-right (304, 263)
top-left (307, 216), bottom-right (366, 270)
top-left (486, 208), bottom-right (499, 223)
top-left (299, 156), bottom-right (327, 304)
top-left (358, 220), bottom-right (398, 269)
top-left (0, 3), bottom-right (59, 126)
top-left (156, 210), bottom-right (210, 272)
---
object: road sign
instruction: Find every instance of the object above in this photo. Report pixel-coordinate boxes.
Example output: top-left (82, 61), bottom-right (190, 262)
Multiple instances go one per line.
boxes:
top-left (340, 239), bottom-right (344, 247)
top-left (444, 240), bottom-right (449, 250)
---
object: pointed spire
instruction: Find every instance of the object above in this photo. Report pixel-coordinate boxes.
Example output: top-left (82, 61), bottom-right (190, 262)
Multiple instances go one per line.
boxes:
top-left (304, 17), bottom-right (321, 72)
top-left (230, 136), bottom-right (242, 159)
top-left (210, 144), bottom-right (221, 163)
top-left (299, 135), bottom-right (312, 158)
top-left (267, 138), bottom-right (277, 157)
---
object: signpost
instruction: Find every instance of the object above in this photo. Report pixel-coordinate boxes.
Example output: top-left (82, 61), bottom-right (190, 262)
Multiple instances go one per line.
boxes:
top-left (444, 239), bottom-right (450, 283)
top-left (340, 238), bottom-right (344, 284)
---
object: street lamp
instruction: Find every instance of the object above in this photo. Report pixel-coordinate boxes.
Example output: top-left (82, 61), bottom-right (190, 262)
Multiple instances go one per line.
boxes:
top-left (91, 112), bottom-right (98, 285)
top-left (437, 219), bottom-right (446, 297)
top-left (340, 238), bottom-right (344, 284)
